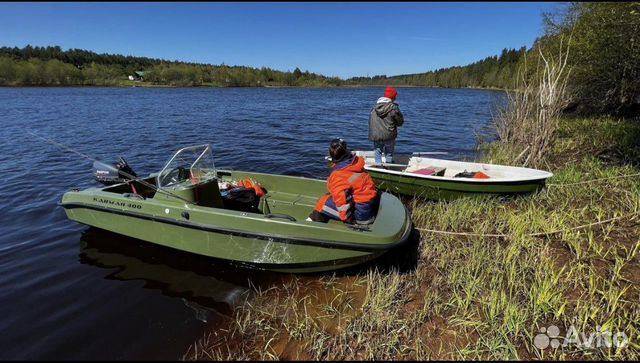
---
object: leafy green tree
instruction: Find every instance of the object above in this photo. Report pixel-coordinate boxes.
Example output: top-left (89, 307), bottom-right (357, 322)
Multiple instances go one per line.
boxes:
top-left (542, 2), bottom-right (640, 115)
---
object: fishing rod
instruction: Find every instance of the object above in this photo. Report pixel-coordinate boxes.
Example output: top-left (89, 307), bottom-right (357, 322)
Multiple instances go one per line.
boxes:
top-left (324, 151), bottom-right (450, 164)
top-left (325, 151), bottom-right (449, 160)
top-left (27, 130), bottom-right (197, 205)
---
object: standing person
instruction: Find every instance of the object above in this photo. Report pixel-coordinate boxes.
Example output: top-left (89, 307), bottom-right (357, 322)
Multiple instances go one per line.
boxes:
top-left (368, 87), bottom-right (404, 165)
top-left (308, 138), bottom-right (379, 225)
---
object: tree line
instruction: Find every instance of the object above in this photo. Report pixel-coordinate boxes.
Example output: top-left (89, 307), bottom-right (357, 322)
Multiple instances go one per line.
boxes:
top-left (0, 45), bottom-right (341, 87)
top-left (345, 47), bottom-right (526, 90)
top-left (0, 44), bottom-right (530, 89)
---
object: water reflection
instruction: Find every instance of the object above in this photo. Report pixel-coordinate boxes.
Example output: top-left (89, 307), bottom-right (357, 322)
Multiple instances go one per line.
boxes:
top-left (333, 227), bottom-right (421, 277)
top-left (78, 228), bottom-right (289, 319)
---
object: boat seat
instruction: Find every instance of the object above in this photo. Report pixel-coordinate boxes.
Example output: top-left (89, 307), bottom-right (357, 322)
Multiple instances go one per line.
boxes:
top-left (406, 166), bottom-right (446, 176)
top-left (194, 178), bottom-right (225, 208)
top-left (154, 177), bottom-right (224, 208)
top-left (264, 191), bottom-right (317, 207)
top-left (256, 192), bottom-right (318, 221)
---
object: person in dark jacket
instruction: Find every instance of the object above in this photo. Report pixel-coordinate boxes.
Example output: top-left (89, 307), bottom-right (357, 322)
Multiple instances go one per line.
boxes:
top-left (308, 139), bottom-right (379, 225)
top-left (368, 87), bottom-right (404, 164)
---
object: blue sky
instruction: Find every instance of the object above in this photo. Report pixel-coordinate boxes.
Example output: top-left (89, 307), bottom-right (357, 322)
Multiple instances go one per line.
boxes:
top-left (1, 2), bottom-right (563, 79)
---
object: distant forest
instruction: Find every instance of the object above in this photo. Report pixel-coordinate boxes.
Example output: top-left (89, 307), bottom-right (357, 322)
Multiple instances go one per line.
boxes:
top-left (0, 45), bottom-right (342, 87)
top-left (0, 44), bottom-right (526, 89)
top-left (1, 3), bottom-right (638, 115)
top-left (345, 47), bottom-right (526, 89)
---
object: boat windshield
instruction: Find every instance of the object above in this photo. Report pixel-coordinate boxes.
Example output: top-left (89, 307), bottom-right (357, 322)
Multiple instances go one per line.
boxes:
top-left (157, 144), bottom-right (216, 188)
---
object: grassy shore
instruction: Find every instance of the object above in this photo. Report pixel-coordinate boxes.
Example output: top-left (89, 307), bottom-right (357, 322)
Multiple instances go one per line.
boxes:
top-left (184, 116), bottom-right (639, 360)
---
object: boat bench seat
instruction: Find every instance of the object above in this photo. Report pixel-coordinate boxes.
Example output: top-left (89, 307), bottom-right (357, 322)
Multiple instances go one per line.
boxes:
top-left (263, 191), bottom-right (317, 207)
top-left (260, 192), bottom-right (318, 220)
top-left (406, 166), bottom-right (446, 176)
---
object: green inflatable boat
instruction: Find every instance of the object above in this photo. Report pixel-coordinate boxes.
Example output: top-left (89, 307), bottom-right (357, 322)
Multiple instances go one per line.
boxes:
top-left (61, 145), bottom-right (413, 273)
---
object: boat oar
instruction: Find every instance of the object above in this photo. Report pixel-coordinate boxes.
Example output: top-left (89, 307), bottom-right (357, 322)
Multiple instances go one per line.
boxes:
top-left (377, 162), bottom-right (409, 168)
top-left (411, 152), bottom-right (449, 156)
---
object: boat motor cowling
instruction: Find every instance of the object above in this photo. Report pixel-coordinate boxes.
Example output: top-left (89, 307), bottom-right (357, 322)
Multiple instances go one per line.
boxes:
top-left (93, 157), bottom-right (137, 185)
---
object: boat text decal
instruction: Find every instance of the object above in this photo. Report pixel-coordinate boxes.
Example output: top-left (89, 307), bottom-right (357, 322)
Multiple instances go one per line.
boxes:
top-left (92, 197), bottom-right (142, 210)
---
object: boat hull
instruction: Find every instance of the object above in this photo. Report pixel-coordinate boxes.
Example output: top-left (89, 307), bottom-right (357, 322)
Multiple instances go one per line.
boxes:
top-left (366, 168), bottom-right (547, 201)
top-left (62, 170), bottom-right (413, 273)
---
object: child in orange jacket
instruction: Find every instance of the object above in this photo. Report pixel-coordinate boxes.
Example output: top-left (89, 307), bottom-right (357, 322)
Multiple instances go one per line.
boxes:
top-left (308, 139), bottom-right (379, 225)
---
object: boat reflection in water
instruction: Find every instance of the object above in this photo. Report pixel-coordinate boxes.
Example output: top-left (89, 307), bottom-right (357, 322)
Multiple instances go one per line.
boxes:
top-left (77, 220), bottom-right (420, 321)
top-left (78, 228), bottom-right (289, 321)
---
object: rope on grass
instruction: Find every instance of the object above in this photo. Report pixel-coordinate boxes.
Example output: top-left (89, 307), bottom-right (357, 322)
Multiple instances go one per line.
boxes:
top-left (415, 210), bottom-right (639, 238)
top-left (547, 172), bottom-right (640, 187)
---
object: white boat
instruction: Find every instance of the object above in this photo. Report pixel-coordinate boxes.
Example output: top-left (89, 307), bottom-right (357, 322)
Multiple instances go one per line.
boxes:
top-left (353, 151), bottom-right (554, 200)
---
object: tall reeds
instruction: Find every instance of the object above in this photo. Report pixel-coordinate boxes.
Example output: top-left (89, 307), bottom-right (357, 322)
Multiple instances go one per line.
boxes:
top-left (495, 36), bottom-right (573, 167)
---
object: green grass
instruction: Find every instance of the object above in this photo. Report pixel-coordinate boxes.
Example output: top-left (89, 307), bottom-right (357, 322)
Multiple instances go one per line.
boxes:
top-left (184, 116), bottom-right (640, 361)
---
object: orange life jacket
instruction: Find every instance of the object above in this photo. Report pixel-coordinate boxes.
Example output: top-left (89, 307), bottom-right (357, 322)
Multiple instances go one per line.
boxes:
top-left (238, 178), bottom-right (266, 197)
top-left (315, 155), bottom-right (378, 221)
top-left (473, 171), bottom-right (490, 179)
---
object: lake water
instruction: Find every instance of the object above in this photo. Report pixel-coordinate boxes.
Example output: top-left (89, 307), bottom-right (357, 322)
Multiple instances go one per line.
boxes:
top-left (0, 87), bottom-right (503, 359)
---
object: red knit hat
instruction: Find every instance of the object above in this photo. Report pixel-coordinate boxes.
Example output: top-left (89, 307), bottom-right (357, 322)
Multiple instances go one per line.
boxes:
top-left (384, 87), bottom-right (398, 100)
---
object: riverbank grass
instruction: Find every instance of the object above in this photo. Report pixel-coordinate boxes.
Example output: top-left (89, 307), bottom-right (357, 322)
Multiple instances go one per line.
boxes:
top-left (185, 116), bottom-right (639, 360)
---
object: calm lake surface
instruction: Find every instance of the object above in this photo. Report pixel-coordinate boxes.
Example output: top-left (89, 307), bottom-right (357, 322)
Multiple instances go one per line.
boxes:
top-left (0, 87), bottom-right (503, 359)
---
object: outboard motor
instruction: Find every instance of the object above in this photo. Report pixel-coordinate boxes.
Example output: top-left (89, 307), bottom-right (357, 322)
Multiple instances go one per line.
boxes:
top-left (93, 157), bottom-right (137, 185)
